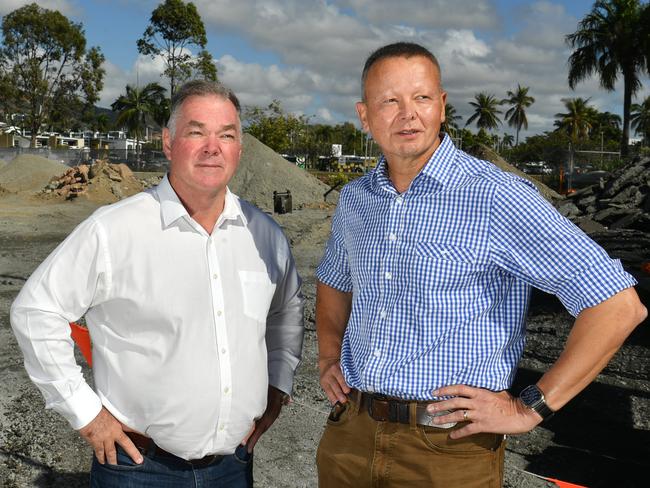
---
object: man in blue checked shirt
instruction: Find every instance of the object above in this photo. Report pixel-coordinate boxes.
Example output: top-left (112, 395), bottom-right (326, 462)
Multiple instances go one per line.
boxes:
top-left (315, 42), bottom-right (647, 487)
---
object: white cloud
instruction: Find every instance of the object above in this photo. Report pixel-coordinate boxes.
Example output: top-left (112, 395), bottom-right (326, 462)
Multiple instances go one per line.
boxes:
top-left (21, 0), bottom-right (650, 141)
top-left (0, 0), bottom-right (76, 17)
top-left (335, 0), bottom-right (500, 30)
top-left (98, 54), bottom-right (171, 108)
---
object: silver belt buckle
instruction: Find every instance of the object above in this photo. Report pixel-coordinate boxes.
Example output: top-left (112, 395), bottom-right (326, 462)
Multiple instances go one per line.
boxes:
top-left (416, 408), bottom-right (457, 429)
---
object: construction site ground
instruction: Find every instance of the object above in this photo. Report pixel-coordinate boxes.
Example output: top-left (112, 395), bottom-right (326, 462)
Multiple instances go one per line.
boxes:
top-left (1, 147), bottom-right (649, 487)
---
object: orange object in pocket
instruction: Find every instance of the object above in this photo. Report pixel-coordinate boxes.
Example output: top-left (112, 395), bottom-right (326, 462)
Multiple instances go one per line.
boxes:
top-left (69, 322), bottom-right (92, 367)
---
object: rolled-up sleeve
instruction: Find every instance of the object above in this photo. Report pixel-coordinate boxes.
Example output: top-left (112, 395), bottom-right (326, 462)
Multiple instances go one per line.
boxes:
top-left (316, 192), bottom-right (353, 292)
top-left (10, 217), bottom-right (107, 429)
top-left (489, 179), bottom-right (637, 317)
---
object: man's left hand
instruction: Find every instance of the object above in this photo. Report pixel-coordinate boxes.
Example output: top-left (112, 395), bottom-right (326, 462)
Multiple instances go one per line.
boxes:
top-left (241, 385), bottom-right (287, 453)
top-left (427, 384), bottom-right (541, 439)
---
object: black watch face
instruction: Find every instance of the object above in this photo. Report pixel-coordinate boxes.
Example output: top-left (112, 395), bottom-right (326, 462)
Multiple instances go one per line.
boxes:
top-left (520, 385), bottom-right (542, 406)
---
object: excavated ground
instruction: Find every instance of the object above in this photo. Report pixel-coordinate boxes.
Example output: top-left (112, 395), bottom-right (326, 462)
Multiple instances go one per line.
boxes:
top-left (0, 146), bottom-right (648, 487)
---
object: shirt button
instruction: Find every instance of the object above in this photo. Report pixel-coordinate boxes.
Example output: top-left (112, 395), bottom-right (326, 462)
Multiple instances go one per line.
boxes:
top-left (217, 310), bottom-right (223, 317)
top-left (374, 349), bottom-right (381, 358)
top-left (379, 310), bottom-right (387, 319)
top-left (388, 233), bottom-right (396, 241)
top-left (212, 273), bottom-right (218, 279)
top-left (367, 386), bottom-right (375, 393)
top-left (221, 348), bottom-right (227, 354)
top-left (219, 424), bottom-right (225, 431)
top-left (385, 272), bottom-right (392, 280)
top-left (224, 387), bottom-right (230, 394)
top-left (395, 197), bottom-right (403, 205)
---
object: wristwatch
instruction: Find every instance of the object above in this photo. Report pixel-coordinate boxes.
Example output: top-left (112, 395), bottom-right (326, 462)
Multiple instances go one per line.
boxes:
top-left (519, 384), bottom-right (554, 421)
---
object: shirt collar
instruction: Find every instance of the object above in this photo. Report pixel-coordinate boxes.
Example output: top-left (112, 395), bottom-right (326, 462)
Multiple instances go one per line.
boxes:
top-left (370, 133), bottom-right (458, 194)
top-left (156, 174), bottom-right (247, 229)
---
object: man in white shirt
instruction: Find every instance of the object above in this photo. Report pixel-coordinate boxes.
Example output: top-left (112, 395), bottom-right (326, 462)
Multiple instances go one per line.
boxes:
top-left (10, 80), bottom-right (304, 487)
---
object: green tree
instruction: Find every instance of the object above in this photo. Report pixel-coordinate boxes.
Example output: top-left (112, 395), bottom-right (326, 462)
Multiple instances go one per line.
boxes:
top-left (111, 83), bottom-right (167, 142)
top-left (502, 84), bottom-right (535, 146)
top-left (567, 0), bottom-right (650, 158)
top-left (194, 49), bottom-right (218, 82)
top-left (466, 93), bottom-right (502, 131)
top-left (554, 97), bottom-right (595, 142)
top-left (501, 133), bottom-right (515, 148)
top-left (137, 0), bottom-right (213, 96)
top-left (631, 96), bottom-right (650, 145)
top-left (0, 3), bottom-right (105, 147)
top-left (442, 103), bottom-right (462, 132)
top-left (244, 100), bottom-right (310, 154)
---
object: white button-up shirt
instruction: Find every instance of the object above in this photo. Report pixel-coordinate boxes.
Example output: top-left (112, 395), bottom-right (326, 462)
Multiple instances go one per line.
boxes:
top-left (10, 176), bottom-right (304, 460)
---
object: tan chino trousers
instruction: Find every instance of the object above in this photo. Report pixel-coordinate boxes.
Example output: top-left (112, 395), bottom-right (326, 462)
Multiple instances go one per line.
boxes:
top-left (316, 395), bottom-right (505, 488)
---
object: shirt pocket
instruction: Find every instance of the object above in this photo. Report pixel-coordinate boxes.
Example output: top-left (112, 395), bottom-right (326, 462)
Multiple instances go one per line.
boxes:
top-left (238, 270), bottom-right (277, 323)
top-left (413, 242), bottom-right (479, 264)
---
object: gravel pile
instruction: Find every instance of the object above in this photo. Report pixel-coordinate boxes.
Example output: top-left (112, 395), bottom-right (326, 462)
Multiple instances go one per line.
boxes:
top-left (558, 156), bottom-right (650, 232)
top-left (40, 160), bottom-right (143, 203)
top-left (230, 134), bottom-right (335, 210)
top-left (0, 155), bottom-right (68, 193)
top-left (473, 144), bottom-right (563, 204)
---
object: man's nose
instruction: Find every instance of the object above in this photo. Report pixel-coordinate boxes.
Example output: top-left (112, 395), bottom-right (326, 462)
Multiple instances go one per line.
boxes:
top-left (203, 135), bottom-right (222, 155)
top-left (398, 100), bottom-right (416, 120)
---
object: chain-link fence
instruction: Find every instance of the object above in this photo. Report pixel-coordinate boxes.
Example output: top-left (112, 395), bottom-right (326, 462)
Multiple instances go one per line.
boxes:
top-left (0, 147), bottom-right (169, 172)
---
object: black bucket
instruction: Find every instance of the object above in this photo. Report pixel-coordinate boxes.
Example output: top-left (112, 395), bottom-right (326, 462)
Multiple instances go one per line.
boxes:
top-left (273, 190), bottom-right (292, 214)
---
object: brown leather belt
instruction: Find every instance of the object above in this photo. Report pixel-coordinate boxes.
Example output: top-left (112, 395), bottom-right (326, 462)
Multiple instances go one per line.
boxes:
top-left (125, 431), bottom-right (224, 468)
top-left (352, 388), bottom-right (458, 429)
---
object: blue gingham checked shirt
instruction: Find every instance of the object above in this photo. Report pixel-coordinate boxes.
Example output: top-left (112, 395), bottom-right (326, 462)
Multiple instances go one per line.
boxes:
top-left (316, 134), bottom-right (636, 400)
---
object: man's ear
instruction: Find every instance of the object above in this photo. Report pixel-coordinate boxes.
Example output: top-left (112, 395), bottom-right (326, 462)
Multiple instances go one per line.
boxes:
top-left (440, 91), bottom-right (447, 124)
top-left (162, 128), bottom-right (172, 161)
top-left (356, 101), bottom-right (369, 133)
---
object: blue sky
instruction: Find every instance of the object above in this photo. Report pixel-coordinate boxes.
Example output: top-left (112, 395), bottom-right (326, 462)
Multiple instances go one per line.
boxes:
top-left (2, 0), bottom-right (648, 139)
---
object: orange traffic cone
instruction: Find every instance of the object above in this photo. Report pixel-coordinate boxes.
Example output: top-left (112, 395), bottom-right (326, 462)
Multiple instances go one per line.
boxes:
top-left (69, 322), bottom-right (92, 367)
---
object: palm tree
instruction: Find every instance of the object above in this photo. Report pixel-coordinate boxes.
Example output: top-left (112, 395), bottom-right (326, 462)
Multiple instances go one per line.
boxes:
top-left (501, 133), bottom-right (515, 148)
top-left (111, 82), bottom-right (167, 143)
top-left (466, 93), bottom-right (502, 131)
top-left (566, 0), bottom-right (650, 158)
top-left (554, 97), bottom-right (594, 142)
top-left (442, 103), bottom-right (462, 133)
top-left (502, 85), bottom-right (535, 146)
top-left (631, 96), bottom-right (650, 145)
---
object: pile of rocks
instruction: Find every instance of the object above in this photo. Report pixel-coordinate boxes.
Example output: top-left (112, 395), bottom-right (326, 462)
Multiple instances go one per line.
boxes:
top-left (558, 157), bottom-right (650, 233)
top-left (43, 160), bottom-right (143, 202)
top-left (556, 157), bottom-right (650, 298)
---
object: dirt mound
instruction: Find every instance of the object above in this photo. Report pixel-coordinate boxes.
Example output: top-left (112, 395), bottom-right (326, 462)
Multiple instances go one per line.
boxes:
top-left (473, 144), bottom-right (563, 203)
top-left (230, 134), bottom-right (335, 210)
top-left (42, 160), bottom-right (143, 203)
top-left (0, 154), bottom-right (68, 193)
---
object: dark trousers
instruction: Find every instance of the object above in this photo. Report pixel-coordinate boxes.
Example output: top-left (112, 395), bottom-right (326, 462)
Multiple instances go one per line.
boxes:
top-left (317, 395), bottom-right (505, 488)
top-left (90, 444), bottom-right (254, 488)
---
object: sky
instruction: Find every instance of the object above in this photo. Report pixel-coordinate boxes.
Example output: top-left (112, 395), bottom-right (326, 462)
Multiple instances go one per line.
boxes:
top-left (1, 0), bottom-right (649, 140)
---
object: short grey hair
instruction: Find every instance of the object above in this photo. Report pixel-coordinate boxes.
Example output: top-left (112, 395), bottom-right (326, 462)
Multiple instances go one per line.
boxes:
top-left (167, 80), bottom-right (242, 138)
top-left (361, 42), bottom-right (442, 100)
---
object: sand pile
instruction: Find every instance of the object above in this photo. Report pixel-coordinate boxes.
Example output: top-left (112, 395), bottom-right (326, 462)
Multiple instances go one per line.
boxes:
top-left (230, 134), bottom-right (336, 210)
top-left (0, 154), bottom-right (68, 193)
top-left (473, 144), bottom-right (562, 203)
top-left (42, 160), bottom-right (143, 203)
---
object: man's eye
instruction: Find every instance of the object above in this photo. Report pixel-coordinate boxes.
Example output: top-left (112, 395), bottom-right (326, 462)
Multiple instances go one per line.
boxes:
top-left (221, 133), bottom-right (236, 140)
top-left (383, 98), bottom-right (397, 104)
top-left (188, 130), bottom-right (203, 136)
top-left (416, 95), bottom-right (431, 100)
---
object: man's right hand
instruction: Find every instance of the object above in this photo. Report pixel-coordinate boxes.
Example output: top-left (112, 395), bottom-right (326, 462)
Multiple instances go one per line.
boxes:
top-left (78, 407), bottom-right (143, 465)
top-left (319, 358), bottom-right (351, 404)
